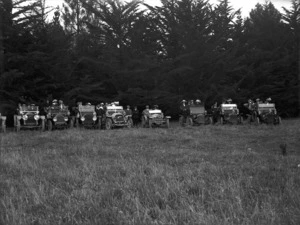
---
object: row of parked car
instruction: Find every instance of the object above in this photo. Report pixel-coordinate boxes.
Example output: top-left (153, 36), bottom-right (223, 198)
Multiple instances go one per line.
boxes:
top-left (179, 101), bottom-right (282, 126)
top-left (0, 102), bottom-right (171, 133)
top-left (0, 100), bottom-right (281, 133)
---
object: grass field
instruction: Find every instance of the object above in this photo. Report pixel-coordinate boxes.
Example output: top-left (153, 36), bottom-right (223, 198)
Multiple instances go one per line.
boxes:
top-left (0, 120), bottom-right (300, 225)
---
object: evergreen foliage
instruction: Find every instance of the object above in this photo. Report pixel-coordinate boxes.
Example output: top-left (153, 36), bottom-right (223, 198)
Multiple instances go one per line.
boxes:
top-left (0, 0), bottom-right (299, 117)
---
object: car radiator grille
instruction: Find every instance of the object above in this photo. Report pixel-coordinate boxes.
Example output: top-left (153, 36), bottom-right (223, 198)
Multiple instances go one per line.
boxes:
top-left (56, 115), bottom-right (65, 123)
top-left (114, 115), bottom-right (124, 122)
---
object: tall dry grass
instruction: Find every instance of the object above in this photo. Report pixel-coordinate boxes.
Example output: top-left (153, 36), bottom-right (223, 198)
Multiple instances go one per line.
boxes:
top-left (0, 120), bottom-right (299, 224)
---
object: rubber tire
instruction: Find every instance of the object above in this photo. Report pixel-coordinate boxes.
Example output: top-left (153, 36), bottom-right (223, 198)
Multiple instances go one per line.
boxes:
top-left (149, 119), bottom-right (152, 128)
top-left (256, 117), bottom-right (260, 125)
top-left (239, 116), bottom-right (243, 125)
top-left (189, 117), bottom-right (193, 126)
top-left (220, 117), bottom-right (224, 125)
top-left (166, 119), bottom-right (170, 128)
top-left (106, 119), bottom-right (112, 130)
top-left (179, 116), bottom-right (184, 127)
top-left (16, 118), bottom-right (21, 132)
top-left (41, 119), bottom-right (45, 131)
top-left (127, 118), bottom-right (133, 128)
top-left (2, 125), bottom-right (6, 133)
top-left (48, 120), bottom-right (53, 131)
top-left (277, 116), bottom-right (282, 125)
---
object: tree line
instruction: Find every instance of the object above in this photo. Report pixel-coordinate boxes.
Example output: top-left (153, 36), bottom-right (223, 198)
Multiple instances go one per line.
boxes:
top-left (0, 0), bottom-right (299, 120)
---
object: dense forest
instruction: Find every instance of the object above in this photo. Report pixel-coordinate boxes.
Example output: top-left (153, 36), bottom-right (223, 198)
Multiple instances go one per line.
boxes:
top-left (0, 0), bottom-right (300, 120)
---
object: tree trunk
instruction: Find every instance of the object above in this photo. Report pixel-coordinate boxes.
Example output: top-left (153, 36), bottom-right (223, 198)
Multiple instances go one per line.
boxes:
top-left (298, 37), bottom-right (300, 116)
top-left (0, 6), bottom-right (4, 74)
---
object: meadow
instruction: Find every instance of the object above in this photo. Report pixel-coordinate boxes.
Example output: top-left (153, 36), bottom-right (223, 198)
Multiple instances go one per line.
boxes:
top-left (0, 120), bottom-right (299, 225)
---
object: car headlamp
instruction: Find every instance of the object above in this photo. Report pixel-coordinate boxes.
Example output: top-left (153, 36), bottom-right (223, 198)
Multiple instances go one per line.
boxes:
top-left (53, 117), bottom-right (57, 122)
top-left (64, 117), bottom-right (68, 121)
top-left (81, 117), bottom-right (85, 121)
top-left (93, 116), bottom-right (97, 121)
top-left (34, 115), bottom-right (40, 120)
top-left (23, 115), bottom-right (28, 120)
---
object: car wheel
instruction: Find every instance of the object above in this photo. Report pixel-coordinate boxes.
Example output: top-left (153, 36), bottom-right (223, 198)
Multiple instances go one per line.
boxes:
top-left (179, 116), bottom-right (183, 127)
top-left (166, 119), bottom-right (170, 128)
top-left (239, 116), bottom-right (243, 125)
top-left (127, 118), bottom-right (133, 128)
top-left (256, 117), bottom-right (260, 125)
top-left (188, 117), bottom-right (193, 126)
top-left (48, 120), bottom-right (52, 131)
top-left (277, 116), bottom-right (282, 125)
top-left (106, 119), bottom-right (112, 130)
top-left (41, 119), bottom-right (45, 131)
top-left (149, 119), bottom-right (152, 128)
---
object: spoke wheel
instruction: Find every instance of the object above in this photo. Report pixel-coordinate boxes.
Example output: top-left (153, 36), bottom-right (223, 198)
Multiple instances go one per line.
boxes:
top-left (47, 120), bottom-right (53, 131)
top-left (105, 119), bottom-right (112, 130)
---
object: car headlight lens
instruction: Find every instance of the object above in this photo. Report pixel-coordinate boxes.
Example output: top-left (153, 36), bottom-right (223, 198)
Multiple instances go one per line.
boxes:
top-left (64, 117), bottom-right (68, 121)
top-left (34, 115), bottom-right (40, 120)
top-left (53, 117), bottom-right (57, 122)
top-left (23, 115), bottom-right (28, 120)
top-left (93, 116), bottom-right (97, 121)
top-left (81, 117), bottom-right (85, 121)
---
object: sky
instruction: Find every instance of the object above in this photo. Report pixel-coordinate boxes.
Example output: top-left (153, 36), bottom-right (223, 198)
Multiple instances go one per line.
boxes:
top-left (45, 0), bottom-right (293, 18)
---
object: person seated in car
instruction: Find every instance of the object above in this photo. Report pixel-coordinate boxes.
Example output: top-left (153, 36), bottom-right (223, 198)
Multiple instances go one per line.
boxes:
top-left (52, 99), bottom-right (58, 106)
top-left (153, 104), bottom-right (159, 110)
top-left (265, 97), bottom-right (272, 104)
top-left (195, 99), bottom-right (201, 105)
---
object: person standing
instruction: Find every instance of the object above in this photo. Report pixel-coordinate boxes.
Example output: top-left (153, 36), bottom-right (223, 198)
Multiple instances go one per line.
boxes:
top-left (132, 106), bottom-right (140, 127)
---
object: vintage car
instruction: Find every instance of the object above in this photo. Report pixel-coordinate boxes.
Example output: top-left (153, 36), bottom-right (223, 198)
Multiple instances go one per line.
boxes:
top-left (75, 104), bottom-right (101, 129)
top-left (45, 105), bottom-right (73, 131)
top-left (104, 104), bottom-right (132, 129)
top-left (254, 103), bottom-right (281, 125)
top-left (14, 104), bottom-right (45, 132)
top-left (142, 109), bottom-right (171, 128)
top-left (219, 103), bottom-right (242, 124)
top-left (187, 105), bottom-right (212, 126)
top-left (0, 113), bottom-right (6, 133)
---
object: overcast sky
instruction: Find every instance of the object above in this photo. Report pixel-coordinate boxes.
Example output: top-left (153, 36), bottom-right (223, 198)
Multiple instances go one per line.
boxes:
top-left (45, 0), bottom-right (293, 18)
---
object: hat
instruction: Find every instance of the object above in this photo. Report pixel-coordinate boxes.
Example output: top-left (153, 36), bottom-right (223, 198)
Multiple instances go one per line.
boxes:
top-left (227, 98), bottom-right (232, 102)
top-left (182, 100), bottom-right (186, 103)
top-left (195, 99), bottom-right (201, 103)
top-left (100, 102), bottom-right (104, 106)
top-left (266, 97), bottom-right (271, 102)
top-left (52, 99), bottom-right (58, 103)
top-left (87, 102), bottom-right (91, 105)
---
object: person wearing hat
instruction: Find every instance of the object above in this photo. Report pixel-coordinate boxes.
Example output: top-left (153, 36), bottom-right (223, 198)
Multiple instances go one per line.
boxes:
top-left (226, 98), bottom-right (232, 104)
top-left (189, 100), bottom-right (194, 106)
top-left (265, 97), bottom-right (272, 104)
top-left (52, 99), bottom-right (58, 106)
top-left (59, 100), bottom-right (64, 109)
top-left (132, 106), bottom-right (140, 127)
top-left (180, 100), bottom-right (189, 123)
top-left (195, 99), bottom-right (201, 105)
top-left (96, 102), bottom-right (106, 117)
top-left (125, 105), bottom-right (132, 116)
top-left (153, 104), bottom-right (159, 110)
top-left (142, 105), bottom-right (150, 124)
